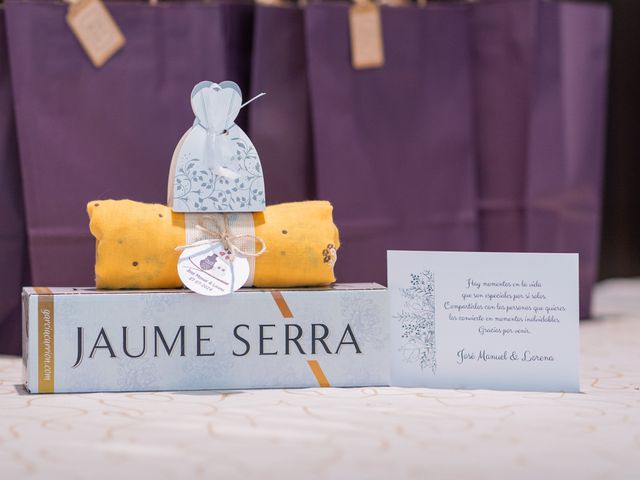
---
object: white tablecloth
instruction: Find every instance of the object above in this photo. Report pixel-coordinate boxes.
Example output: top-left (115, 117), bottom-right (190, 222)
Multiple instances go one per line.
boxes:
top-left (1, 280), bottom-right (639, 479)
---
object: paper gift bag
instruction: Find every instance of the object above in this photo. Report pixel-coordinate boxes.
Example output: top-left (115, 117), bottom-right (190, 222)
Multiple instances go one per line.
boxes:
top-left (305, 3), bottom-right (478, 285)
top-left (470, 0), bottom-right (536, 253)
top-left (0, 9), bottom-right (30, 355)
top-left (526, 0), bottom-right (610, 318)
top-left (5, 0), bottom-right (254, 285)
top-left (599, 0), bottom-right (640, 280)
top-left (248, 3), bottom-right (314, 203)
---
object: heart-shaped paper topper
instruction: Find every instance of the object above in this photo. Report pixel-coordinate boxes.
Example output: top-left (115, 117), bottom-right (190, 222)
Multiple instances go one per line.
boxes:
top-left (190, 81), bottom-right (243, 134)
top-left (167, 81), bottom-right (267, 213)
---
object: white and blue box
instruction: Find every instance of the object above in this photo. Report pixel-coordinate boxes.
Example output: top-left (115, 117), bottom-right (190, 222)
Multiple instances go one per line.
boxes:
top-left (22, 284), bottom-right (388, 393)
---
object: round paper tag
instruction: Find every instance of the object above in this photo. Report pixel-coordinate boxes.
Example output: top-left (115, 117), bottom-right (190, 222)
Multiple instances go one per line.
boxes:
top-left (177, 242), bottom-right (250, 296)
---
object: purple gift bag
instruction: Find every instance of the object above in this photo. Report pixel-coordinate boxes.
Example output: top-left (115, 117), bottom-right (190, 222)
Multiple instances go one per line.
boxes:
top-left (305, 3), bottom-right (478, 285)
top-left (0, 9), bottom-right (29, 355)
top-left (470, 0), bottom-right (536, 253)
top-left (526, 0), bottom-right (610, 318)
top-left (249, 4), bottom-right (314, 203)
top-left (5, 0), bottom-right (254, 286)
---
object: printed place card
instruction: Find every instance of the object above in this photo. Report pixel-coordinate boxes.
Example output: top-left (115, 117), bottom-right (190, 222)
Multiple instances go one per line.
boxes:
top-left (388, 251), bottom-right (579, 392)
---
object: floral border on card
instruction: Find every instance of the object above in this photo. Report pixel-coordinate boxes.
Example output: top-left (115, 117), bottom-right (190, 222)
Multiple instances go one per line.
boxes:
top-left (394, 270), bottom-right (437, 373)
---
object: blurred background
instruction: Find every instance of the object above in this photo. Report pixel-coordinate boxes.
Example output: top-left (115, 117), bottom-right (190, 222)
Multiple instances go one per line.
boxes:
top-left (0, 0), bottom-right (637, 355)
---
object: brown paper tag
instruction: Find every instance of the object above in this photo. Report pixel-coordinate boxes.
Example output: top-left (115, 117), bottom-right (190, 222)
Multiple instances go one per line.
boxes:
top-left (349, 1), bottom-right (385, 70)
top-left (255, 0), bottom-right (287, 6)
top-left (379, 0), bottom-right (411, 6)
top-left (66, 0), bottom-right (125, 68)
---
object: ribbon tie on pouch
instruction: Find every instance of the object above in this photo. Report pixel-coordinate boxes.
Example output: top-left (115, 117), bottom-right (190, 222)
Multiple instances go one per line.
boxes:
top-left (195, 87), bottom-right (266, 179)
top-left (175, 214), bottom-right (266, 261)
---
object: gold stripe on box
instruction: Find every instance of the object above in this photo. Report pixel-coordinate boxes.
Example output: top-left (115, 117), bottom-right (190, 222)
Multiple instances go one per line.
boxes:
top-left (37, 290), bottom-right (54, 393)
top-left (270, 290), bottom-right (331, 388)
top-left (271, 291), bottom-right (294, 318)
top-left (307, 360), bottom-right (331, 388)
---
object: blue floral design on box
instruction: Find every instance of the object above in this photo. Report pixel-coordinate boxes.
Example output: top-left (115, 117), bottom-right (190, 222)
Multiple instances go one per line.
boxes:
top-left (173, 137), bottom-right (264, 212)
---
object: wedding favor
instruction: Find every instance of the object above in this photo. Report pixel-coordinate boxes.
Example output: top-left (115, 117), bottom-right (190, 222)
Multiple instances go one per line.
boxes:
top-left (22, 284), bottom-right (388, 393)
top-left (167, 81), bottom-right (266, 213)
top-left (164, 80), bottom-right (275, 296)
top-left (23, 77), bottom-right (581, 395)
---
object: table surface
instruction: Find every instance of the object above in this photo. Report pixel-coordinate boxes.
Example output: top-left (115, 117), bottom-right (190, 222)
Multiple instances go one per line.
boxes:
top-left (1, 280), bottom-right (639, 480)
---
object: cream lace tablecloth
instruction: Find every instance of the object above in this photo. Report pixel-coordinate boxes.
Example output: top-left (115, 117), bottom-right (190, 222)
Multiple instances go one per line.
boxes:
top-left (1, 281), bottom-right (639, 480)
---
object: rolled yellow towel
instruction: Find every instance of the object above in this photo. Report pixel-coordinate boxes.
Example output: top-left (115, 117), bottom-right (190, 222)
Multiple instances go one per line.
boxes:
top-left (87, 199), bottom-right (340, 289)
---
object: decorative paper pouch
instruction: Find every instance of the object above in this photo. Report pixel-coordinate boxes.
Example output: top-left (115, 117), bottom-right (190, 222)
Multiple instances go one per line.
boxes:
top-left (167, 81), bottom-right (266, 213)
top-left (87, 199), bottom-right (339, 289)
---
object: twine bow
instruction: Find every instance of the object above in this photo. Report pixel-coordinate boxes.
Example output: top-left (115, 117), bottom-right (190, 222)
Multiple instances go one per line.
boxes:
top-left (175, 215), bottom-right (266, 260)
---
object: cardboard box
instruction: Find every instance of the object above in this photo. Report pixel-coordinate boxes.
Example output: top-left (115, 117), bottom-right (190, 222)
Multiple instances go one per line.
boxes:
top-left (22, 284), bottom-right (388, 393)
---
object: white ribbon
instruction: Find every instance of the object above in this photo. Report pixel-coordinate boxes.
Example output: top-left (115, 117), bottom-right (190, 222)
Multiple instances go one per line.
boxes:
top-left (196, 91), bottom-right (266, 179)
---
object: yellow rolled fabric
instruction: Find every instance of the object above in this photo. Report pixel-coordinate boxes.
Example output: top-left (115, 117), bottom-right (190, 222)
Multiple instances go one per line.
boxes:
top-left (87, 199), bottom-right (340, 289)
